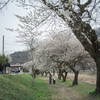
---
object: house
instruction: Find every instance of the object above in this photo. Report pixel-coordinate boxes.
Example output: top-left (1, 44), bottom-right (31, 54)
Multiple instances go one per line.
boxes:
top-left (10, 64), bottom-right (23, 73)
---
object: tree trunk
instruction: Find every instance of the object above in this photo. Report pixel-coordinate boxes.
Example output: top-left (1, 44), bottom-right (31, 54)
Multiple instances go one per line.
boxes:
top-left (31, 65), bottom-right (34, 86)
top-left (58, 68), bottom-right (61, 80)
top-left (73, 71), bottom-right (79, 85)
top-left (41, 72), bottom-right (44, 76)
top-left (49, 72), bottom-right (51, 76)
top-left (34, 73), bottom-right (36, 78)
top-left (45, 72), bottom-right (48, 76)
top-left (61, 73), bottom-right (65, 82)
top-left (68, 65), bottom-right (79, 85)
top-left (65, 72), bottom-right (68, 81)
top-left (58, 73), bottom-right (61, 80)
top-left (61, 72), bottom-right (68, 82)
top-left (95, 55), bottom-right (100, 92)
top-left (32, 74), bottom-right (34, 86)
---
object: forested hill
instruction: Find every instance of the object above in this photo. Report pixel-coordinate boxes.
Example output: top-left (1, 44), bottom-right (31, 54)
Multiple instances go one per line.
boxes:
top-left (10, 51), bottom-right (31, 64)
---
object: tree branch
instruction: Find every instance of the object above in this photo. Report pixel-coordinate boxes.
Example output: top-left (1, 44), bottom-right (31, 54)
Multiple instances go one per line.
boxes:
top-left (0, 0), bottom-right (10, 10)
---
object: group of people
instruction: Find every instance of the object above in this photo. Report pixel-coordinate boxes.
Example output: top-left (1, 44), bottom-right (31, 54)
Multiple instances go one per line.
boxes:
top-left (49, 73), bottom-right (56, 84)
top-left (0, 61), bottom-right (10, 74)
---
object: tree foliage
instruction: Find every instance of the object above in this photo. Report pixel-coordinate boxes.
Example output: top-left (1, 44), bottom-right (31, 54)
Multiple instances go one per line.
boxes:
top-left (0, 55), bottom-right (8, 65)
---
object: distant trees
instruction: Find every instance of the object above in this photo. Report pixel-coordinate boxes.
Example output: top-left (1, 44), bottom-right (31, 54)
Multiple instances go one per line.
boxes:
top-left (10, 51), bottom-right (31, 64)
top-left (0, 55), bottom-right (8, 66)
top-left (0, 55), bottom-right (9, 73)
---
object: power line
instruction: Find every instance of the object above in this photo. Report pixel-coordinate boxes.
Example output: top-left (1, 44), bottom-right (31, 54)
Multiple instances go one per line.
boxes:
top-left (5, 43), bottom-right (24, 46)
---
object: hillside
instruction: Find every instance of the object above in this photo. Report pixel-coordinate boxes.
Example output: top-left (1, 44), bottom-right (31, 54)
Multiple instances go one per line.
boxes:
top-left (0, 74), bottom-right (51, 100)
top-left (0, 74), bottom-right (100, 100)
top-left (10, 51), bottom-right (31, 64)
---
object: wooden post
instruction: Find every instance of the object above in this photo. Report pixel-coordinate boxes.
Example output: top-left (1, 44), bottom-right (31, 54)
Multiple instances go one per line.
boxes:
top-left (2, 35), bottom-right (4, 55)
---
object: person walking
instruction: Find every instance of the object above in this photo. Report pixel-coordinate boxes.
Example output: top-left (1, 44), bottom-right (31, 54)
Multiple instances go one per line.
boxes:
top-left (5, 61), bottom-right (10, 74)
top-left (52, 74), bottom-right (56, 84)
top-left (49, 74), bottom-right (52, 84)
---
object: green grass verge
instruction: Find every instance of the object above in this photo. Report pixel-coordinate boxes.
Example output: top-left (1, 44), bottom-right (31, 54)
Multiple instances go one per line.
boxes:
top-left (0, 74), bottom-right (52, 100)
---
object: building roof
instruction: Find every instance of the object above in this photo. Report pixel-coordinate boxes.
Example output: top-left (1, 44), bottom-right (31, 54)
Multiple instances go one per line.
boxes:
top-left (10, 64), bottom-right (23, 68)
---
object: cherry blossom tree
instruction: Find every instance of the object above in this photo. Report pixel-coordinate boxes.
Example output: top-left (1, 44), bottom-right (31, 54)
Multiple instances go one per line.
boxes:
top-left (7, 9), bottom-right (52, 85)
top-left (34, 30), bottom-right (95, 85)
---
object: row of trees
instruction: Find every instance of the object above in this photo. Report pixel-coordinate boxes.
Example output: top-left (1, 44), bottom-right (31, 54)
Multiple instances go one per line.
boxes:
top-left (33, 30), bottom-right (95, 85)
top-left (1, 0), bottom-right (100, 92)
top-left (40, 0), bottom-right (100, 92)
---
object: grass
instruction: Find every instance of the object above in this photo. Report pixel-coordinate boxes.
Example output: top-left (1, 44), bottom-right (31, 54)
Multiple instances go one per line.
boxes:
top-left (0, 74), bottom-right (52, 100)
top-left (64, 80), bottom-right (95, 95)
top-left (0, 74), bottom-right (100, 100)
top-left (38, 76), bottom-right (100, 100)
top-left (58, 79), bottom-right (100, 100)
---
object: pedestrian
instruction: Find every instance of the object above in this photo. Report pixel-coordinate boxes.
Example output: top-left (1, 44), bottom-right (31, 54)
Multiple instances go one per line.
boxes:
top-left (0, 63), bottom-right (3, 74)
top-left (49, 73), bottom-right (52, 84)
top-left (52, 74), bottom-right (56, 84)
top-left (5, 60), bottom-right (10, 74)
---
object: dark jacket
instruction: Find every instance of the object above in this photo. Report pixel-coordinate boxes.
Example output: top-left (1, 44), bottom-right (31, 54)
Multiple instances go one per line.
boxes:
top-left (5, 62), bottom-right (10, 67)
top-left (0, 63), bottom-right (3, 71)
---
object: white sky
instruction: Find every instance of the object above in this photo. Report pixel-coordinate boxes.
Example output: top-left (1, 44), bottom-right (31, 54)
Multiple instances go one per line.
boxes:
top-left (0, 1), bottom-right (100, 55)
top-left (0, 3), bottom-right (27, 55)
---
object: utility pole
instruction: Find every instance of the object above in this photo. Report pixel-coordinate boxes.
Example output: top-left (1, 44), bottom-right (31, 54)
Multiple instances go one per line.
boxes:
top-left (2, 35), bottom-right (4, 56)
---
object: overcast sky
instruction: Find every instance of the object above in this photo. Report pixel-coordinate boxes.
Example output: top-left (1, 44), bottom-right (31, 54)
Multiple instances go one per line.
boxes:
top-left (0, 1), bottom-right (100, 55)
top-left (0, 1), bottom-right (68, 56)
top-left (0, 3), bottom-right (28, 55)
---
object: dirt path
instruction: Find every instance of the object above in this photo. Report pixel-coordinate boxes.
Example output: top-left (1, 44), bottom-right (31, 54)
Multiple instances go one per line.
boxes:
top-left (49, 83), bottom-right (80, 100)
top-left (39, 75), bottom-right (99, 100)
top-left (40, 77), bottom-right (81, 100)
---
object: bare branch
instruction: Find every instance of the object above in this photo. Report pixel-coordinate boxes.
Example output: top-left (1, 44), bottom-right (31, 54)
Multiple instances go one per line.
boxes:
top-left (0, 0), bottom-right (10, 10)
